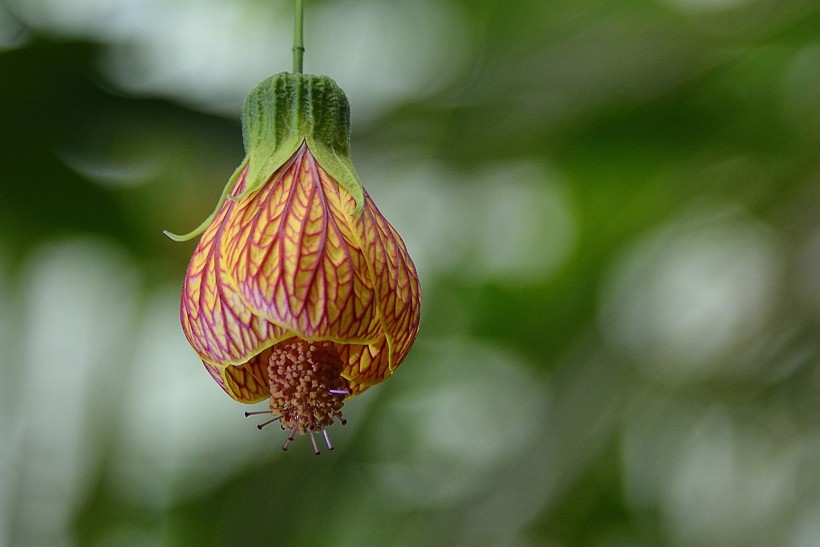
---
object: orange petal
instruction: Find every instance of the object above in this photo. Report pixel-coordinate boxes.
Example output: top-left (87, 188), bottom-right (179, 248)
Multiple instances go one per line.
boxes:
top-left (338, 339), bottom-right (391, 387)
top-left (181, 165), bottom-right (288, 368)
top-left (222, 144), bottom-right (381, 342)
top-left (316, 163), bottom-right (420, 387)
top-left (201, 349), bottom-right (271, 403)
top-left (315, 172), bottom-right (420, 381)
top-left (350, 191), bottom-right (421, 371)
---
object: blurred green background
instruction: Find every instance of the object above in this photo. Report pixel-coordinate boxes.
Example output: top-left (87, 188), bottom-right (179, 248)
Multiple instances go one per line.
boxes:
top-left (2, 0), bottom-right (820, 545)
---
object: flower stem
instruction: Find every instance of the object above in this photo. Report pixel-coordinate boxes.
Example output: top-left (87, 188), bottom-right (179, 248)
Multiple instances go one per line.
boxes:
top-left (292, 0), bottom-right (305, 74)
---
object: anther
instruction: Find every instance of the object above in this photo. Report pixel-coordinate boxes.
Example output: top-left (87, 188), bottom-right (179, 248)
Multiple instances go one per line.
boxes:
top-left (309, 431), bottom-right (320, 455)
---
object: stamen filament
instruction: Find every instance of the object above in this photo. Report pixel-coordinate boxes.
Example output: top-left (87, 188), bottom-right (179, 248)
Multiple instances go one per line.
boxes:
top-left (245, 410), bottom-right (273, 417)
top-left (322, 430), bottom-right (334, 451)
top-left (257, 416), bottom-right (281, 430)
top-left (282, 425), bottom-right (298, 451)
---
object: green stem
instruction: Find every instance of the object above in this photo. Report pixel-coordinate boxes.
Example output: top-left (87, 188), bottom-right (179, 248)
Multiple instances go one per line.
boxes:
top-left (292, 0), bottom-right (305, 74)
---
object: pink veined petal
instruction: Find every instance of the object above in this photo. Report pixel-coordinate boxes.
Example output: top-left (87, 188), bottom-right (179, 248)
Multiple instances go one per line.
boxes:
top-left (223, 144), bottom-right (382, 343)
top-left (280, 160), bottom-right (420, 388)
top-left (350, 191), bottom-right (422, 370)
top-left (180, 165), bottom-right (289, 368)
top-left (320, 173), bottom-right (421, 381)
top-left (201, 348), bottom-right (272, 403)
top-left (338, 340), bottom-right (392, 388)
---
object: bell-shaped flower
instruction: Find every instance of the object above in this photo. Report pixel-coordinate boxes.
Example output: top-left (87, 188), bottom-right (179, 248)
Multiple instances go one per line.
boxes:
top-left (166, 73), bottom-right (421, 452)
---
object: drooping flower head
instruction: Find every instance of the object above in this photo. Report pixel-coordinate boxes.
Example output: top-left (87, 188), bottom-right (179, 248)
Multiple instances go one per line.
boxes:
top-left (166, 73), bottom-right (421, 453)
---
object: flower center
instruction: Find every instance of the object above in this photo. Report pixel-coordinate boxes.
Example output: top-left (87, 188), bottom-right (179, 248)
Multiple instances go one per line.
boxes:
top-left (267, 339), bottom-right (348, 436)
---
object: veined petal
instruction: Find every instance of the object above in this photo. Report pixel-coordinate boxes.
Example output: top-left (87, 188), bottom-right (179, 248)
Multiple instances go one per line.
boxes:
top-left (305, 169), bottom-right (420, 378)
top-left (315, 159), bottom-right (421, 387)
top-left (347, 191), bottom-right (422, 372)
top-left (201, 348), bottom-right (272, 403)
top-left (180, 165), bottom-right (289, 367)
top-left (338, 339), bottom-right (391, 389)
top-left (222, 144), bottom-right (381, 342)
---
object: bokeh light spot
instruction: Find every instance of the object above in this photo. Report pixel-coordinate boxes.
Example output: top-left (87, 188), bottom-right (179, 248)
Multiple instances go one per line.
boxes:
top-left (600, 206), bottom-right (783, 384)
top-left (368, 339), bottom-right (549, 509)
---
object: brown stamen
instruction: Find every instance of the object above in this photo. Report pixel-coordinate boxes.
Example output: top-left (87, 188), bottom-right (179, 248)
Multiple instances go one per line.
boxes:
top-left (267, 339), bottom-right (349, 451)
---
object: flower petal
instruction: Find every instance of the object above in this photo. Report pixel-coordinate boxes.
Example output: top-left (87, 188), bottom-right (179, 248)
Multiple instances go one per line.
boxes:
top-left (349, 191), bottom-right (422, 372)
top-left (338, 340), bottom-right (391, 389)
top-left (201, 348), bottom-right (271, 403)
top-left (180, 165), bottom-right (288, 368)
top-left (222, 144), bottom-right (381, 342)
top-left (319, 163), bottom-right (421, 387)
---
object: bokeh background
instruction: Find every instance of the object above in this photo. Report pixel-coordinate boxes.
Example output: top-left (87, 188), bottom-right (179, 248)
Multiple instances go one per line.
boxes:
top-left (2, 0), bottom-right (820, 545)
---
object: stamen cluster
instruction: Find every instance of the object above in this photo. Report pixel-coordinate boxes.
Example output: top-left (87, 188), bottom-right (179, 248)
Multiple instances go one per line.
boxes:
top-left (268, 339), bottom-right (348, 432)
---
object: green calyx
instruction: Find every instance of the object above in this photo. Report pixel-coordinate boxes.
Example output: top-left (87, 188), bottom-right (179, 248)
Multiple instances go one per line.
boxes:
top-left (164, 72), bottom-right (364, 242)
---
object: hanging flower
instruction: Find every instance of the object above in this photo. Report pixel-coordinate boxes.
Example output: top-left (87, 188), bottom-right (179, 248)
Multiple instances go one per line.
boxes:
top-left (166, 73), bottom-right (421, 453)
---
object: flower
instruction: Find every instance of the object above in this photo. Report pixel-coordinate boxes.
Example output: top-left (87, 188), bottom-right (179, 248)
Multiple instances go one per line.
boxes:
top-left (166, 73), bottom-right (421, 453)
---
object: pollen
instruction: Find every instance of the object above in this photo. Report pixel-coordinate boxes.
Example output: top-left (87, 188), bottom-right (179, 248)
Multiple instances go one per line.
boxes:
top-left (267, 338), bottom-right (348, 434)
